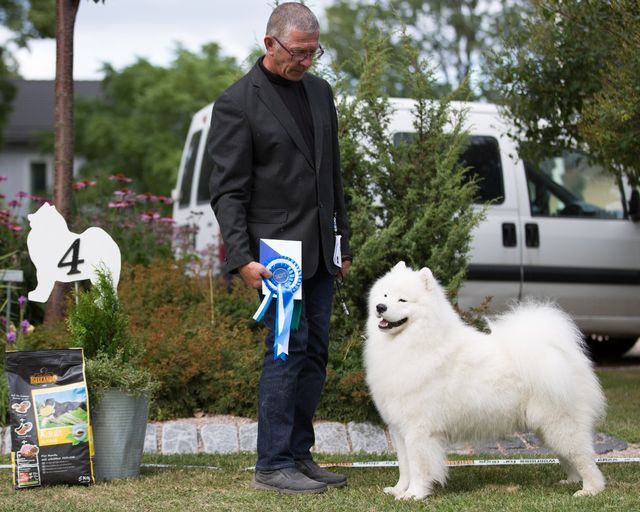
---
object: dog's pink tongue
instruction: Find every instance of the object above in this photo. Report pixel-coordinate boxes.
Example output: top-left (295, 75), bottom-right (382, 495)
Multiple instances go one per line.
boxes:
top-left (378, 319), bottom-right (389, 329)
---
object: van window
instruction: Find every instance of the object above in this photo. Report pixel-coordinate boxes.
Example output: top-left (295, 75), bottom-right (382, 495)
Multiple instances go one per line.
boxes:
top-left (197, 145), bottom-right (214, 204)
top-left (459, 136), bottom-right (504, 204)
top-left (392, 133), bottom-right (504, 204)
top-left (525, 153), bottom-right (624, 219)
top-left (179, 130), bottom-right (202, 208)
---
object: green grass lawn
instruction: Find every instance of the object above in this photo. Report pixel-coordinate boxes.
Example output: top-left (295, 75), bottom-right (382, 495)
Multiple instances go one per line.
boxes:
top-left (0, 368), bottom-right (637, 511)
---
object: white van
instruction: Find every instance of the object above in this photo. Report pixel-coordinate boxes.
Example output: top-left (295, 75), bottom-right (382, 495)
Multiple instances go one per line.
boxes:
top-left (173, 99), bottom-right (640, 356)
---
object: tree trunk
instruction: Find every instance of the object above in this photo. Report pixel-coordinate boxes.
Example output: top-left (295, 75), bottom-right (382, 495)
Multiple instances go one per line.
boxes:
top-left (46, 0), bottom-right (80, 323)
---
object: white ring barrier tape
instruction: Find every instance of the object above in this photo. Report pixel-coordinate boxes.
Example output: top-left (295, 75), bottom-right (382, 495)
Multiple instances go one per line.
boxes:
top-left (2, 457), bottom-right (637, 472)
top-left (319, 457), bottom-right (640, 469)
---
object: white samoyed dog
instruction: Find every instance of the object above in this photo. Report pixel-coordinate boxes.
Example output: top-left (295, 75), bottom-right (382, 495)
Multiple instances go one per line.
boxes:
top-left (365, 262), bottom-right (606, 500)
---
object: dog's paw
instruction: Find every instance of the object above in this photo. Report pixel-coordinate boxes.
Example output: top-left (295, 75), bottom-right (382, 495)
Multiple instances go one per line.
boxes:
top-left (573, 487), bottom-right (603, 497)
top-left (559, 478), bottom-right (580, 485)
top-left (383, 486), bottom-right (405, 498)
top-left (398, 486), bottom-right (430, 501)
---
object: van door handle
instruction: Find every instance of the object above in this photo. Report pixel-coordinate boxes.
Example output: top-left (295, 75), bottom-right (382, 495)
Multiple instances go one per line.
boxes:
top-left (525, 223), bottom-right (540, 247)
top-left (502, 223), bottom-right (517, 247)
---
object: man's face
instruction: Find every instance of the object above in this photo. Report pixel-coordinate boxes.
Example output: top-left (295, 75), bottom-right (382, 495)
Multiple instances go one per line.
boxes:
top-left (263, 30), bottom-right (320, 81)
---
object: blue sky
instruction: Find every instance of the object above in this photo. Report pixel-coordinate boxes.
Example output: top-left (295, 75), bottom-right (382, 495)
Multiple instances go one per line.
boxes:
top-left (1, 0), bottom-right (335, 80)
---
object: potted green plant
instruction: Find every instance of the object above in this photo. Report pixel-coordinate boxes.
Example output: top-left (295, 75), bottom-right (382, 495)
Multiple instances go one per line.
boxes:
top-left (67, 268), bottom-right (157, 481)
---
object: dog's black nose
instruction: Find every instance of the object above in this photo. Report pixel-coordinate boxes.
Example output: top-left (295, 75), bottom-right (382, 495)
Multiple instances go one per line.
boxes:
top-left (376, 304), bottom-right (387, 314)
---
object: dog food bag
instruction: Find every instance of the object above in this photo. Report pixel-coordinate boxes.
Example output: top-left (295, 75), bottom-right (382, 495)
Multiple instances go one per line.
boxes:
top-left (5, 348), bottom-right (94, 489)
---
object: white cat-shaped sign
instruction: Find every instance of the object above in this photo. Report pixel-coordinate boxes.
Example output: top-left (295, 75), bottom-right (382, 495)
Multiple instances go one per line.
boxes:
top-left (26, 203), bottom-right (121, 302)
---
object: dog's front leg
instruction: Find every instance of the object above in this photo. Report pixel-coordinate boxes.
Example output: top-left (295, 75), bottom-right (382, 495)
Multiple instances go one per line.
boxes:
top-left (28, 274), bottom-right (55, 303)
top-left (384, 426), bottom-right (410, 498)
top-left (399, 432), bottom-right (446, 500)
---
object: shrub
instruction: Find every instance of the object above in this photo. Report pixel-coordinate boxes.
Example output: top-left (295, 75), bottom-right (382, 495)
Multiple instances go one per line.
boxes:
top-left (117, 260), bottom-right (265, 420)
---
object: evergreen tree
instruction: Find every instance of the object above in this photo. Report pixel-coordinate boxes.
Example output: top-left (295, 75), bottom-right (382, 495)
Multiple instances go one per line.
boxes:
top-left (332, 23), bottom-right (484, 333)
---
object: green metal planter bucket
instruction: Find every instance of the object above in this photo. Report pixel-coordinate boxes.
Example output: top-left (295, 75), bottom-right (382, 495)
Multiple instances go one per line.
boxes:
top-left (91, 388), bottom-right (149, 481)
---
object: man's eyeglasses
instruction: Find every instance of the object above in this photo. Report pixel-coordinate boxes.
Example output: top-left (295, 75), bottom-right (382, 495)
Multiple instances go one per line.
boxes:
top-left (272, 36), bottom-right (324, 62)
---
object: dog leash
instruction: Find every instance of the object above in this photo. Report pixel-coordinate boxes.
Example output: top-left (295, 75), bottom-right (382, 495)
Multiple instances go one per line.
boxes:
top-left (335, 270), bottom-right (350, 316)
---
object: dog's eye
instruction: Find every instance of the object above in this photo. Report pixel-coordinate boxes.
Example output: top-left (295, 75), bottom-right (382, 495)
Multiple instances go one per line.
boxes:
top-left (398, 299), bottom-right (407, 303)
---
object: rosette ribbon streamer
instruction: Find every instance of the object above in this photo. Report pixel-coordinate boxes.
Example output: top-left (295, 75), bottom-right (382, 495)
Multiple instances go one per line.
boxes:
top-left (252, 256), bottom-right (302, 361)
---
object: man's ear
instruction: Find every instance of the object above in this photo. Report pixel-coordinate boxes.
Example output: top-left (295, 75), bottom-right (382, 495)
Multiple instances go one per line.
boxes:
top-left (264, 36), bottom-right (276, 55)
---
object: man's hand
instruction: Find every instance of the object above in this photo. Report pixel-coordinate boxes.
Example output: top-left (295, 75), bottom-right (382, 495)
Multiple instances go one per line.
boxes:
top-left (339, 259), bottom-right (351, 279)
top-left (238, 261), bottom-right (272, 289)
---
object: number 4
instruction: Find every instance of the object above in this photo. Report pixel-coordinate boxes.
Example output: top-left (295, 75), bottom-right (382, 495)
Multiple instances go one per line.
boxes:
top-left (58, 239), bottom-right (85, 275)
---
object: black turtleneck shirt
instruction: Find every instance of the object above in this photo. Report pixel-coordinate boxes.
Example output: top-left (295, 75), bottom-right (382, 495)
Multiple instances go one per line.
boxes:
top-left (258, 57), bottom-right (315, 160)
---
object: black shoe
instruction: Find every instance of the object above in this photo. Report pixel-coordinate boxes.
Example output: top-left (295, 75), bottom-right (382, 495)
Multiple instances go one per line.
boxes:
top-left (295, 459), bottom-right (347, 488)
top-left (251, 467), bottom-right (328, 494)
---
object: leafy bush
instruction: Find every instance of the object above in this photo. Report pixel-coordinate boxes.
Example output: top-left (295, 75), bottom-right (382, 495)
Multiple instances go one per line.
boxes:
top-left (117, 260), bottom-right (265, 420)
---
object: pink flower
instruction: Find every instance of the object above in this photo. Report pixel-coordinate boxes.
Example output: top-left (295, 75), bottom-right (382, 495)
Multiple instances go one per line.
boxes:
top-left (73, 179), bottom-right (97, 190)
top-left (15, 191), bottom-right (29, 198)
top-left (108, 200), bottom-right (130, 209)
top-left (7, 200), bottom-right (22, 208)
top-left (136, 192), bottom-right (154, 202)
top-left (30, 195), bottom-right (49, 204)
top-left (113, 188), bottom-right (132, 198)
top-left (9, 224), bottom-right (24, 232)
top-left (160, 217), bottom-right (175, 224)
top-left (140, 211), bottom-right (161, 222)
top-left (0, 175), bottom-right (7, 182)
top-left (109, 173), bottom-right (133, 183)
top-left (158, 195), bottom-right (173, 205)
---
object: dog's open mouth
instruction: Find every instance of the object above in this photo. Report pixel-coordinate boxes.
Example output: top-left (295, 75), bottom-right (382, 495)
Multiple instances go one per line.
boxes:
top-left (378, 317), bottom-right (408, 330)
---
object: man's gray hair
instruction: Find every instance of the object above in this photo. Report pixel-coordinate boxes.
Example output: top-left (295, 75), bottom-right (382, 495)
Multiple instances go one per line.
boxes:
top-left (266, 2), bottom-right (320, 39)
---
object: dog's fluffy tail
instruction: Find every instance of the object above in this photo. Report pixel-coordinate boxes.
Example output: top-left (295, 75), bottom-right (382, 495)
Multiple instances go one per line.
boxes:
top-left (487, 302), bottom-right (605, 427)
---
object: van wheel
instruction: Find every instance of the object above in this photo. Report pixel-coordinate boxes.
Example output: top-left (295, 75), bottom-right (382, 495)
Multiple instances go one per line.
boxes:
top-left (586, 335), bottom-right (638, 359)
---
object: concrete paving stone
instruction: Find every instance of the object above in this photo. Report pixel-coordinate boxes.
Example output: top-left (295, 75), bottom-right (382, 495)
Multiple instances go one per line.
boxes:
top-left (239, 422), bottom-right (258, 452)
top-left (498, 436), bottom-right (527, 450)
top-left (348, 422), bottom-right (389, 453)
top-left (161, 422), bottom-right (198, 454)
top-left (471, 440), bottom-right (500, 454)
top-left (446, 441), bottom-right (471, 454)
top-left (313, 422), bottom-right (350, 454)
top-left (520, 432), bottom-right (543, 448)
top-left (516, 447), bottom-right (553, 455)
top-left (593, 433), bottom-right (627, 454)
top-left (201, 423), bottom-right (239, 454)
top-left (143, 424), bottom-right (157, 453)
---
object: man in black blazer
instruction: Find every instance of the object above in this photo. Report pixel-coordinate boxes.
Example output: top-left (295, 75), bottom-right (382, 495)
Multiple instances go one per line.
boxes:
top-left (208, 3), bottom-right (351, 494)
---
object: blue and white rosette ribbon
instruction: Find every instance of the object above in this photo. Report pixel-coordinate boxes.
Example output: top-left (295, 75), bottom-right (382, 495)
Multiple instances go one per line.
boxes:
top-left (252, 255), bottom-right (302, 361)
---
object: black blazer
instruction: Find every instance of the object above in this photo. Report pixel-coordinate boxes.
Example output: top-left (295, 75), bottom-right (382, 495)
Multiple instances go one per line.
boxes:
top-left (208, 62), bottom-right (350, 279)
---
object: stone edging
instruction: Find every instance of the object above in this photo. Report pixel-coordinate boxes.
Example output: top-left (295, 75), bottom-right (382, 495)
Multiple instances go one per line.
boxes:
top-left (1, 418), bottom-right (629, 457)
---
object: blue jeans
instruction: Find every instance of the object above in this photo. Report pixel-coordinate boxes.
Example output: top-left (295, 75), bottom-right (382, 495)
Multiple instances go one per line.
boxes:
top-left (256, 266), bottom-right (334, 470)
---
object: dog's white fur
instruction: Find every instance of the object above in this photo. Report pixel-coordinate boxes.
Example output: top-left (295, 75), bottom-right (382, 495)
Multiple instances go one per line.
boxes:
top-left (365, 262), bottom-right (606, 500)
top-left (27, 203), bottom-right (121, 302)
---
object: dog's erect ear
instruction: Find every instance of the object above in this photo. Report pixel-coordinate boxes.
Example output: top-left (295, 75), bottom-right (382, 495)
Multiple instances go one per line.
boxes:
top-left (393, 261), bottom-right (407, 271)
top-left (419, 267), bottom-right (434, 290)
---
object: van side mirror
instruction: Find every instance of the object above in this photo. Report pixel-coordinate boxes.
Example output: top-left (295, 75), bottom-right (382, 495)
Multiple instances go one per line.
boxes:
top-left (629, 189), bottom-right (640, 221)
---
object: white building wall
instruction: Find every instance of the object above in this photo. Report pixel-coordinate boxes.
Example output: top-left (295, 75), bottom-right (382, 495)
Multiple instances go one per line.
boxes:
top-left (0, 148), bottom-right (83, 218)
